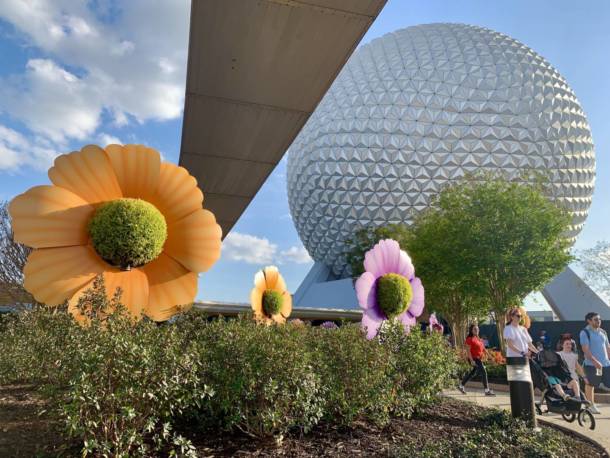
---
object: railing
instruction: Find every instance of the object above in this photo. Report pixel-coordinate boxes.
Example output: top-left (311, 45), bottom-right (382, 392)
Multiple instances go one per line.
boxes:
top-left (193, 302), bottom-right (362, 322)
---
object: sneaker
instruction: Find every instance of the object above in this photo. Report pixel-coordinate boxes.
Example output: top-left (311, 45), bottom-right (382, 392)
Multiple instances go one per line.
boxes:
top-left (457, 384), bottom-right (466, 394)
top-left (485, 389), bottom-right (496, 397)
top-left (589, 405), bottom-right (601, 414)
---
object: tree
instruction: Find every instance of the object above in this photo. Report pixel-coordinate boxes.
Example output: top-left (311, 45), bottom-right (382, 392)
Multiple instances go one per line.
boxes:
top-left (578, 241), bottom-right (610, 301)
top-left (406, 202), bottom-right (490, 349)
top-left (0, 201), bottom-right (34, 307)
top-left (417, 176), bottom-right (572, 351)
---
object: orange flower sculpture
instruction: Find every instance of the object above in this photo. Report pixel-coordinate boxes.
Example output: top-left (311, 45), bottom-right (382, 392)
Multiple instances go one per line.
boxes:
top-left (250, 266), bottom-right (292, 325)
top-left (9, 144), bottom-right (222, 322)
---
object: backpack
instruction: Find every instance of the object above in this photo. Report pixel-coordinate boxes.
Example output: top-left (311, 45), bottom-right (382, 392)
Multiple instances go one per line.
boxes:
top-left (581, 327), bottom-right (609, 361)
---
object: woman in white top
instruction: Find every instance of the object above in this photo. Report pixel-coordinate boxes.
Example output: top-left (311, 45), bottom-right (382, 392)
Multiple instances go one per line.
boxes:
top-left (557, 338), bottom-right (585, 399)
top-left (503, 307), bottom-right (539, 358)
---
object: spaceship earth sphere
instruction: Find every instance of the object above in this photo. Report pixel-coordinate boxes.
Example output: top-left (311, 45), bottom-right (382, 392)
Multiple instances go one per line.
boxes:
top-left (286, 23), bottom-right (596, 277)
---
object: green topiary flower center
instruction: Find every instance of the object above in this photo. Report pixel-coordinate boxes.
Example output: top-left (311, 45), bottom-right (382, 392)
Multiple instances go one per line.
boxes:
top-left (376, 273), bottom-right (413, 319)
top-left (88, 198), bottom-right (167, 269)
top-left (262, 290), bottom-right (283, 317)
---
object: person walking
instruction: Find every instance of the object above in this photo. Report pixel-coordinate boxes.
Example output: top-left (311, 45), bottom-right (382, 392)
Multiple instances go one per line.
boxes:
top-left (458, 324), bottom-right (496, 396)
top-left (580, 312), bottom-right (610, 414)
top-left (503, 306), bottom-right (539, 358)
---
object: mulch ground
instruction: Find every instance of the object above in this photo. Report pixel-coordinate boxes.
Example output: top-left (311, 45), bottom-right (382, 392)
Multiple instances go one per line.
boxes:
top-left (189, 399), bottom-right (606, 457)
top-left (1, 384), bottom-right (606, 457)
top-left (0, 384), bottom-right (78, 457)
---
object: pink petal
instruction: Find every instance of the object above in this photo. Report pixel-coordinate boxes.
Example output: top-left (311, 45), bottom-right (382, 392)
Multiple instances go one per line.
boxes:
top-left (383, 239), bottom-right (400, 274)
top-left (397, 250), bottom-right (415, 279)
top-left (398, 310), bottom-right (416, 328)
top-left (355, 271), bottom-right (377, 310)
top-left (361, 307), bottom-right (384, 340)
top-left (364, 239), bottom-right (402, 277)
top-left (407, 276), bottom-right (425, 318)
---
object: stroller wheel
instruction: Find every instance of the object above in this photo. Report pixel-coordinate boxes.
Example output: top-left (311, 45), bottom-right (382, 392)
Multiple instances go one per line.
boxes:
top-left (561, 412), bottom-right (576, 423)
top-left (578, 409), bottom-right (596, 430)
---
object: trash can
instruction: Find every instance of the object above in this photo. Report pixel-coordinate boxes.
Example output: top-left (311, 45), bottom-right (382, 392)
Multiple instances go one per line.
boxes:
top-left (506, 356), bottom-right (537, 428)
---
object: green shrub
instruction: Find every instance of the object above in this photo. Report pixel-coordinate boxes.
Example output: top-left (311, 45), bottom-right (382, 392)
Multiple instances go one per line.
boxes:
top-left (193, 317), bottom-right (324, 437)
top-left (310, 323), bottom-right (395, 426)
top-left (60, 316), bottom-right (209, 457)
top-left (88, 198), bottom-right (167, 268)
top-left (0, 307), bottom-right (84, 387)
top-left (384, 323), bottom-right (459, 417)
top-left (0, 304), bottom-right (460, 453)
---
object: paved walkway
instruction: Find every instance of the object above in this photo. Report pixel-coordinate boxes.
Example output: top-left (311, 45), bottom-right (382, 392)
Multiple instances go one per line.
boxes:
top-left (445, 387), bottom-right (610, 454)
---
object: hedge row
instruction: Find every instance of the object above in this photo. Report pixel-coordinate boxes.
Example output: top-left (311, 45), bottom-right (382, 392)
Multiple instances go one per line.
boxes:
top-left (0, 309), bottom-right (458, 457)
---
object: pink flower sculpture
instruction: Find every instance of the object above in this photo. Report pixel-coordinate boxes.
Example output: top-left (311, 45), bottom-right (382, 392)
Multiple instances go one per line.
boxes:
top-left (355, 239), bottom-right (424, 339)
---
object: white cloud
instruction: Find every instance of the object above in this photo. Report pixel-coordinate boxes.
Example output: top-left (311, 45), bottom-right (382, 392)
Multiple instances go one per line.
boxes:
top-left (0, 0), bottom-right (190, 146)
top-left (1, 59), bottom-right (100, 143)
top-left (97, 133), bottom-right (124, 146)
top-left (0, 124), bottom-right (58, 171)
top-left (222, 232), bottom-right (278, 265)
top-left (221, 232), bottom-right (313, 266)
top-left (280, 245), bottom-right (313, 264)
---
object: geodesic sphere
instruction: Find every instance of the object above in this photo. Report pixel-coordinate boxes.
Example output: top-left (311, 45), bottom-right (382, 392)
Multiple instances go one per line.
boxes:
top-left (287, 23), bottom-right (595, 277)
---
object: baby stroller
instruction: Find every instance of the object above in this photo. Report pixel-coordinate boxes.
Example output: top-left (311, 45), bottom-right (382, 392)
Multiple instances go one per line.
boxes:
top-left (531, 350), bottom-right (596, 430)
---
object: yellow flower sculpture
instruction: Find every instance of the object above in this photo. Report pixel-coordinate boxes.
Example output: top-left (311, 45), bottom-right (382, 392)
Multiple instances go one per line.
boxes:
top-left (250, 266), bottom-right (292, 325)
top-left (9, 144), bottom-right (222, 322)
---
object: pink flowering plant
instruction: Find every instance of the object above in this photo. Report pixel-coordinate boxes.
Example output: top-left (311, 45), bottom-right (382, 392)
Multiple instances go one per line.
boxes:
top-left (429, 312), bottom-right (444, 333)
top-left (355, 239), bottom-right (424, 339)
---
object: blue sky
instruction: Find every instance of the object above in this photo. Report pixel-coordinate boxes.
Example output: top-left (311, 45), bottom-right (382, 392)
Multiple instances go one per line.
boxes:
top-left (0, 1), bottom-right (608, 309)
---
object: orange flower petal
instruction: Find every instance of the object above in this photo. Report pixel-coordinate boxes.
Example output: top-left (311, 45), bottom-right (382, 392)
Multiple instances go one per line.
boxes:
top-left (48, 145), bottom-right (122, 204)
top-left (141, 253), bottom-right (197, 322)
top-left (150, 162), bottom-right (203, 223)
top-left (67, 269), bottom-right (148, 321)
top-left (280, 292), bottom-right (292, 319)
top-left (250, 287), bottom-right (263, 315)
top-left (23, 246), bottom-right (106, 306)
top-left (105, 144), bottom-right (161, 201)
top-left (263, 266), bottom-right (280, 290)
top-left (272, 313), bottom-right (286, 325)
top-left (164, 209), bottom-right (222, 273)
top-left (9, 185), bottom-right (93, 248)
top-left (273, 275), bottom-right (288, 294)
top-left (254, 270), bottom-right (266, 292)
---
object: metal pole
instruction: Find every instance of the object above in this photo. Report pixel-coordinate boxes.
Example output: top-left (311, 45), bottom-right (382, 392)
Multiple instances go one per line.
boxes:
top-left (506, 356), bottom-right (537, 428)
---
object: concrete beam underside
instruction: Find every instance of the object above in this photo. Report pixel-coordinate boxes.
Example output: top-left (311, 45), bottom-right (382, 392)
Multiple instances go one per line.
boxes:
top-left (179, 0), bottom-right (387, 237)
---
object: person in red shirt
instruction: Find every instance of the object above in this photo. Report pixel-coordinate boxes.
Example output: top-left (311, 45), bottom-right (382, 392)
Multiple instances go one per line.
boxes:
top-left (458, 324), bottom-right (496, 396)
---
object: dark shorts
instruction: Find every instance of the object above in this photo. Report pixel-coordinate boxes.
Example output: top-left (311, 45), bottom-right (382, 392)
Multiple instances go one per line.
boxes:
top-left (584, 365), bottom-right (610, 388)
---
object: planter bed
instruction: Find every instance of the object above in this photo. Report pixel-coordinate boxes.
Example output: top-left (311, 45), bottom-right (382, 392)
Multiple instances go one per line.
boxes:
top-left (1, 384), bottom-right (605, 458)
